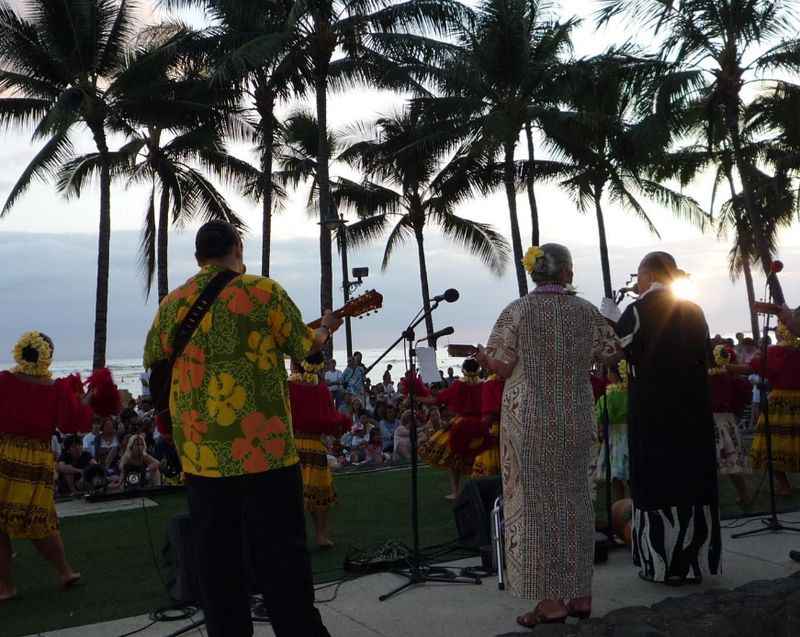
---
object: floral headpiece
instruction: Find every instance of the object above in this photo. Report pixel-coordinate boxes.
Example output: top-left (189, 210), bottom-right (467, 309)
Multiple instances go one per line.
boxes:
top-left (522, 246), bottom-right (544, 274)
top-left (12, 331), bottom-right (53, 379)
top-left (709, 344), bottom-right (736, 375)
top-left (777, 322), bottom-right (800, 349)
top-left (300, 358), bottom-right (325, 385)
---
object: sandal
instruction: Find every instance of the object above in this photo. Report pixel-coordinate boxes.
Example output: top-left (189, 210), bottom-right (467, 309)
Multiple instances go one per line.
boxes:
top-left (516, 600), bottom-right (568, 628)
top-left (566, 598), bottom-right (591, 619)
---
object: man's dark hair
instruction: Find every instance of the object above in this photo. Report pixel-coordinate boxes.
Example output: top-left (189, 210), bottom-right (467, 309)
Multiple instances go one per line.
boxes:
top-left (640, 251), bottom-right (683, 282)
top-left (463, 359), bottom-right (480, 374)
top-left (63, 435), bottom-right (81, 452)
top-left (195, 221), bottom-right (240, 260)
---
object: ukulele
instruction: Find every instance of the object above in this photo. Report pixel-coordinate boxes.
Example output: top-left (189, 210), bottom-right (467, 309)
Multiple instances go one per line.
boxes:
top-left (307, 290), bottom-right (384, 328)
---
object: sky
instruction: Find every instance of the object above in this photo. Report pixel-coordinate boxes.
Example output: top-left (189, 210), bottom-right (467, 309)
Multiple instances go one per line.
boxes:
top-left (1, 0), bottom-right (799, 363)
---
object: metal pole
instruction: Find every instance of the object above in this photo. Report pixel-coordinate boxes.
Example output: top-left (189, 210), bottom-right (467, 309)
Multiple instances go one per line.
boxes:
top-left (339, 219), bottom-right (353, 360)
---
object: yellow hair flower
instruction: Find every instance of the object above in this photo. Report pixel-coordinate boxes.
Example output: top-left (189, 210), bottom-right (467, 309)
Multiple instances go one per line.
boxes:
top-left (522, 246), bottom-right (545, 274)
top-left (777, 322), bottom-right (800, 349)
top-left (12, 331), bottom-right (53, 379)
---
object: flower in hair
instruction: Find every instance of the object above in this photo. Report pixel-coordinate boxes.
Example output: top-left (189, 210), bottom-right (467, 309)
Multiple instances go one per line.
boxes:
top-left (522, 246), bottom-right (544, 274)
top-left (12, 331), bottom-right (53, 379)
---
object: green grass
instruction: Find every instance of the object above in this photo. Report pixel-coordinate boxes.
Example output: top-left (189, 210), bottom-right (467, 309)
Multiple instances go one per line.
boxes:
top-left (6, 467), bottom-right (799, 637)
top-left (4, 467), bottom-right (455, 637)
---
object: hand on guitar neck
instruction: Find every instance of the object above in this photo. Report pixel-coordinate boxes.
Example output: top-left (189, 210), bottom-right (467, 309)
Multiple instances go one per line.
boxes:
top-left (306, 290), bottom-right (384, 354)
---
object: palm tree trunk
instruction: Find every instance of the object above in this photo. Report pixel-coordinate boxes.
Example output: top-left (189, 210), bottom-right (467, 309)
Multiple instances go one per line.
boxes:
top-left (414, 226), bottom-right (436, 346)
top-left (260, 103), bottom-right (275, 278)
top-left (90, 125), bottom-right (111, 370)
top-left (724, 103), bottom-right (784, 304)
top-left (741, 257), bottom-right (760, 341)
top-left (315, 68), bottom-right (334, 351)
top-left (157, 187), bottom-right (169, 302)
top-left (724, 166), bottom-right (761, 341)
top-left (594, 186), bottom-right (613, 299)
top-left (503, 141), bottom-right (528, 297)
top-left (524, 121), bottom-right (540, 246)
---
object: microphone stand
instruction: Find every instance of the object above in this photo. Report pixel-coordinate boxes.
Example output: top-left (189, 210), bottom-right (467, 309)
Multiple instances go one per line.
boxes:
top-left (732, 294), bottom-right (800, 539)
top-left (597, 288), bottom-right (628, 551)
top-left (379, 302), bottom-right (481, 602)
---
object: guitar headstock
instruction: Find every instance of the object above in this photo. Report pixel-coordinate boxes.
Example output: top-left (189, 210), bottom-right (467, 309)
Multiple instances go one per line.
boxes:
top-left (341, 290), bottom-right (383, 320)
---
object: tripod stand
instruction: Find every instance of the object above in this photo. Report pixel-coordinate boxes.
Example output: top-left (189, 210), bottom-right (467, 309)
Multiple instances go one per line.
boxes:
top-left (732, 301), bottom-right (800, 539)
top-left (379, 306), bottom-right (481, 602)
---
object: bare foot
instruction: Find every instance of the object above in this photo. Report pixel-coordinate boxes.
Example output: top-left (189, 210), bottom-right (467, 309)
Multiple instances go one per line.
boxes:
top-left (60, 572), bottom-right (81, 590)
top-left (444, 493), bottom-right (457, 501)
top-left (0, 585), bottom-right (18, 602)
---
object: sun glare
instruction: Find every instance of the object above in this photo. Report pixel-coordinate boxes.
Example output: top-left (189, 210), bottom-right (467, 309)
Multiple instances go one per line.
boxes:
top-left (671, 277), bottom-right (698, 301)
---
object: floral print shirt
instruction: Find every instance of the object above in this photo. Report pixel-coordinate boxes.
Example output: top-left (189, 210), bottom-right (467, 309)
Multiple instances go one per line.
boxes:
top-left (143, 265), bottom-right (315, 478)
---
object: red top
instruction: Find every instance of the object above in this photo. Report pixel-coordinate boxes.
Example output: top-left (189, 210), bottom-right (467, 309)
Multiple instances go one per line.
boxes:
top-left (289, 382), bottom-right (352, 436)
top-left (436, 380), bottom-right (483, 417)
top-left (398, 373), bottom-right (431, 398)
top-left (708, 373), bottom-right (750, 415)
top-left (481, 378), bottom-right (505, 422)
top-left (751, 346), bottom-right (800, 390)
top-left (0, 371), bottom-right (92, 441)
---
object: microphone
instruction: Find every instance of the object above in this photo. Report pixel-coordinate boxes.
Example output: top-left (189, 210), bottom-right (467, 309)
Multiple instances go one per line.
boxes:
top-left (431, 289), bottom-right (460, 303)
top-left (429, 326), bottom-right (455, 341)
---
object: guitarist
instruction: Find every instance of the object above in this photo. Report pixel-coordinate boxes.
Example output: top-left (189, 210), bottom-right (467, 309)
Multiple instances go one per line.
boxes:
top-left (144, 221), bottom-right (340, 637)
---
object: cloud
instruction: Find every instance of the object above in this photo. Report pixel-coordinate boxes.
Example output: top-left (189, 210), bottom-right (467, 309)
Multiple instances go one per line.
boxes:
top-left (1, 229), bottom-right (798, 366)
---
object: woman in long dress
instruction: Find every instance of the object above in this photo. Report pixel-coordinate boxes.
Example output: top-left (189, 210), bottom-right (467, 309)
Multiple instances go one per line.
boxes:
top-left (613, 252), bottom-right (721, 585)
top-left (478, 244), bottom-right (620, 627)
top-left (0, 332), bottom-right (93, 601)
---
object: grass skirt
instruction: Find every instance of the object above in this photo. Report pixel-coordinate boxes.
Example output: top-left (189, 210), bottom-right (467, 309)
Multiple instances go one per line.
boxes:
top-left (296, 435), bottom-right (336, 513)
top-left (751, 390), bottom-right (800, 473)
top-left (0, 434), bottom-right (58, 539)
top-left (714, 412), bottom-right (750, 475)
top-left (419, 429), bottom-right (454, 469)
top-left (472, 423), bottom-right (500, 478)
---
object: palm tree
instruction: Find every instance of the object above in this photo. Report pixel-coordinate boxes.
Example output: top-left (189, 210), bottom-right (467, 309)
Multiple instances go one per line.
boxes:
top-left (333, 108), bottom-right (511, 344)
top-left (56, 31), bottom-right (250, 301)
top-left (0, 0), bottom-right (149, 369)
top-left (408, 0), bottom-right (577, 297)
top-left (534, 54), bottom-right (708, 298)
top-left (162, 0), bottom-right (309, 278)
top-left (290, 0), bottom-right (470, 318)
top-left (598, 0), bottom-right (800, 303)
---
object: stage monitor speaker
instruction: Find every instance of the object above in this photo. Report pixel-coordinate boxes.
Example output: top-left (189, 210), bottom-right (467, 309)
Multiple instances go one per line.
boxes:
top-left (163, 513), bottom-right (201, 604)
top-left (453, 476), bottom-right (503, 550)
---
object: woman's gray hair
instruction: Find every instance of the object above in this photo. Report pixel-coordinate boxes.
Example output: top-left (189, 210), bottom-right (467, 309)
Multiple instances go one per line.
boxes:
top-left (530, 243), bottom-right (573, 284)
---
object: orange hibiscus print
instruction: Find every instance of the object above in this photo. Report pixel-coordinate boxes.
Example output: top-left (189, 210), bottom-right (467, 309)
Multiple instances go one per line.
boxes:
top-left (232, 413), bottom-right (288, 473)
top-left (180, 410), bottom-right (208, 444)
top-left (220, 286), bottom-right (254, 315)
top-left (177, 344), bottom-right (205, 392)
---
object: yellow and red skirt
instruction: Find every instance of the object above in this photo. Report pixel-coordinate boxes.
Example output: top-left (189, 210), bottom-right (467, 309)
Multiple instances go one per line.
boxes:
top-left (419, 428), bottom-right (455, 470)
top-left (472, 423), bottom-right (500, 478)
top-left (751, 389), bottom-right (800, 473)
top-left (295, 434), bottom-right (337, 513)
top-left (0, 434), bottom-right (58, 540)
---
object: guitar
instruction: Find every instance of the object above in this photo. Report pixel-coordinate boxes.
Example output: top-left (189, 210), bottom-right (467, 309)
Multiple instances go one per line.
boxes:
top-left (307, 290), bottom-right (383, 328)
top-left (447, 344), bottom-right (479, 358)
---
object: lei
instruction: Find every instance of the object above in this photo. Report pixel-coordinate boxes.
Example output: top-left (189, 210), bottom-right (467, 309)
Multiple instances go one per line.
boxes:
top-left (12, 331), bottom-right (53, 379)
top-left (709, 344), bottom-right (734, 375)
top-left (777, 323), bottom-right (800, 349)
top-left (462, 371), bottom-right (481, 385)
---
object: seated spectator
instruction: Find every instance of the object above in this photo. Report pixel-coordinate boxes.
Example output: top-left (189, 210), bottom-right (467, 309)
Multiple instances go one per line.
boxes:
top-left (341, 423), bottom-right (368, 463)
top-left (92, 417), bottom-right (121, 474)
top-left (378, 406), bottom-right (400, 453)
top-left (58, 435), bottom-right (96, 495)
top-left (82, 419), bottom-right (101, 454)
top-left (393, 411), bottom-right (414, 463)
top-left (364, 429), bottom-right (385, 465)
top-left (120, 434), bottom-right (161, 489)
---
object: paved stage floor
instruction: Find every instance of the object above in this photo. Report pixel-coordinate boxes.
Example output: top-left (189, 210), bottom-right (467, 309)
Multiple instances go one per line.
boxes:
top-left (29, 511), bottom-right (800, 637)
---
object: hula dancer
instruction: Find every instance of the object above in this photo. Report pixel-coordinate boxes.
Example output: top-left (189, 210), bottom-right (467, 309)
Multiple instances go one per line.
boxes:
top-left (419, 359), bottom-right (485, 499)
top-left (0, 332), bottom-right (93, 601)
top-left (750, 322), bottom-right (800, 496)
top-left (289, 353), bottom-right (351, 548)
top-left (708, 346), bottom-right (751, 504)
top-left (472, 373), bottom-right (504, 478)
top-left (593, 361), bottom-right (630, 502)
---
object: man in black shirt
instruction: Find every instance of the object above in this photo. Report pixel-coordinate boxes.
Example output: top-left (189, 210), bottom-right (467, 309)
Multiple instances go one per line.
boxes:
top-left (57, 436), bottom-right (96, 495)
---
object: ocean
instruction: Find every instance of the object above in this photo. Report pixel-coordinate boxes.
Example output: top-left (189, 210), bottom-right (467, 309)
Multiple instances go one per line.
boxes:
top-left (30, 348), bottom-right (467, 399)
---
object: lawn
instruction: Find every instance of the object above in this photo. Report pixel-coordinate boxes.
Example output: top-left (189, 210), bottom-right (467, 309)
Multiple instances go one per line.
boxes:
top-left (4, 467), bottom-right (456, 637)
top-left (4, 467), bottom-right (799, 637)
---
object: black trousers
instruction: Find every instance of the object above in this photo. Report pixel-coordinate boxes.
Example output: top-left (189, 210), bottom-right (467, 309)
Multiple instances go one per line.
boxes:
top-left (185, 464), bottom-right (331, 637)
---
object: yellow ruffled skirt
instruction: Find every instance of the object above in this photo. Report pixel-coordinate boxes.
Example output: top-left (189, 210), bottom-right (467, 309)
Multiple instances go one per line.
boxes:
top-left (751, 390), bottom-right (800, 473)
top-left (296, 434), bottom-right (336, 513)
top-left (419, 429), bottom-right (456, 469)
top-left (0, 434), bottom-right (58, 540)
top-left (472, 423), bottom-right (500, 478)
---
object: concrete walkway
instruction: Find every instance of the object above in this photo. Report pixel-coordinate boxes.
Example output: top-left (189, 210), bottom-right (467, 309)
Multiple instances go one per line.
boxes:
top-left (31, 512), bottom-right (800, 637)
